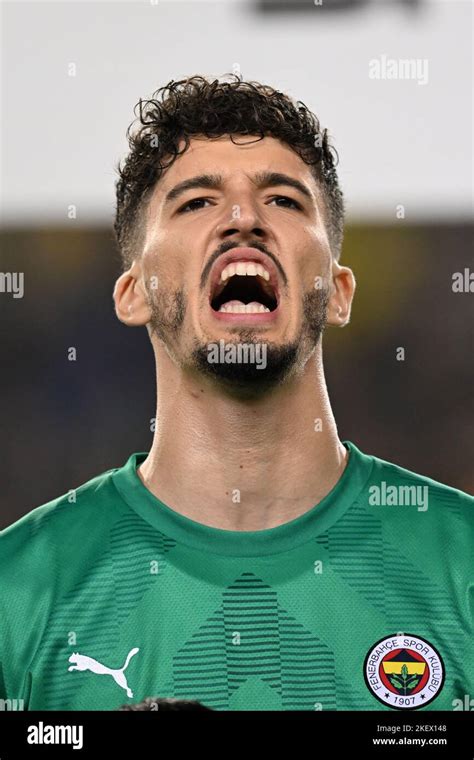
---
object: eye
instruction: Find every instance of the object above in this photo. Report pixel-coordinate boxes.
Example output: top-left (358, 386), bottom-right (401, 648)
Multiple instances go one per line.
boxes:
top-left (177, 197), bottom-right (213, 213)
top-left (269, 195), bottom-right (302, 210)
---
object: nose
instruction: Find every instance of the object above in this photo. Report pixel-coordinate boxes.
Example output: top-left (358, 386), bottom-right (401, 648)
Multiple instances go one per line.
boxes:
top-left (215, 199), bottom-right (267, 242)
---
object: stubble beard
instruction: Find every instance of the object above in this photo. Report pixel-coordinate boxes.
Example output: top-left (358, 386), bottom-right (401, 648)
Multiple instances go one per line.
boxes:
top-left (147, 286), bottom-right (330, 398)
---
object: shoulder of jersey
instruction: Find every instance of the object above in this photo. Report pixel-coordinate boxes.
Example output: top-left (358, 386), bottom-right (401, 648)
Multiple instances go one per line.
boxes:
top-left (0, 465), bottom-right (119, 560)
top-left (370, 451), bottom-right (474, 515)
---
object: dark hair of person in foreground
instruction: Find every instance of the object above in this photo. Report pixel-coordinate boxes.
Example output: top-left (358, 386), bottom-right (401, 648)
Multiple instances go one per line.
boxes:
top-left (118, 696), bottom-right (214, 711)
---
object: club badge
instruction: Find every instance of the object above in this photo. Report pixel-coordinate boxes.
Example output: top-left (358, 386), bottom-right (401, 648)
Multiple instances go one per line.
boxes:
top-left (363, 633), bottom-right (445, 709)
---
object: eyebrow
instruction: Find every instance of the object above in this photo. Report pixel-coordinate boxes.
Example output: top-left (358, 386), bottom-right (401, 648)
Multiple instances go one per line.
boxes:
top-left (163, 171), bottom-right (314, 207)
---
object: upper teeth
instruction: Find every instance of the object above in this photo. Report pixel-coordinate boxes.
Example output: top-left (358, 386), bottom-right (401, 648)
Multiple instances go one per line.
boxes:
top-left (221, 261), bottom-right (270, 282)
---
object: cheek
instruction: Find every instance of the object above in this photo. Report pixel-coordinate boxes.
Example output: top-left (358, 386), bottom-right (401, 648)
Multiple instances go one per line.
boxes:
top-left (161, 239), bottom-right (202, 289)
top-left (299, 234), bottom-right (332, 286)
top-left (142, 249), bottom-right (181, 294)
top-left (142, 247), bottom-right (163, 283)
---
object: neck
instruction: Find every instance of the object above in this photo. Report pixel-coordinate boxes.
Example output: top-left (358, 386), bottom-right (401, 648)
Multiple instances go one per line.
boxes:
top-left (137, 343), bottom-right (348, 530)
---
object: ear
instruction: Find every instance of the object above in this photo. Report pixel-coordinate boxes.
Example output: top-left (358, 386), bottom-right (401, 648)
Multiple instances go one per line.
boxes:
top-left (326, 259), bottom-right (356, 327)
top-left (113, 260), bottom-right (152, 327)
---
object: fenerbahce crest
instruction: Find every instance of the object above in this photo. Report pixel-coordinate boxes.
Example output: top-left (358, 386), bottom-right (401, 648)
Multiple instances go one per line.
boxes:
top-left (363, 634), bottom-right (445, 709)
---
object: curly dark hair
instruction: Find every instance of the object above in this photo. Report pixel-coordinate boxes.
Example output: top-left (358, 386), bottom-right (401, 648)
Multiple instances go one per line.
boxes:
top-left (118, 696), bottom-right (213, 711)
top-left (114, 74), bottom-right (345, 270)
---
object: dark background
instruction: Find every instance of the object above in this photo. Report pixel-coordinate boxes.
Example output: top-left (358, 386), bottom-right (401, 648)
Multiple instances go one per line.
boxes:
top-left (2, 222), bottom-right (472, 528)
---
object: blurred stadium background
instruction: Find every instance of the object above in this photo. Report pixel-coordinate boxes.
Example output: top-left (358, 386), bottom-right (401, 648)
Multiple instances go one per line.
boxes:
top-left (1, 0), bottom-right (473, 526)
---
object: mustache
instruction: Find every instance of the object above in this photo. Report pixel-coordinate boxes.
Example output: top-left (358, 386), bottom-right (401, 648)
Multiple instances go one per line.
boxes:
top-left (199, 241), bottom-right (288, 291)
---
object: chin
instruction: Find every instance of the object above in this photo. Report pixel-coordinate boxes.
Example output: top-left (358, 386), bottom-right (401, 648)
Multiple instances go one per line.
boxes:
top-left (190, 337), bottom-right (301, 398)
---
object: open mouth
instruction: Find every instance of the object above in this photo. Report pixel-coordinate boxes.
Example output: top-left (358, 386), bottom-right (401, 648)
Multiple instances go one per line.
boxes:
top-left (210, 262), bottom-right (279, 314)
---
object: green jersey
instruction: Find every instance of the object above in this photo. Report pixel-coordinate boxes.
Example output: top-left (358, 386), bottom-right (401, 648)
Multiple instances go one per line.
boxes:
top-left (1, 441), bottom-right (472, 711)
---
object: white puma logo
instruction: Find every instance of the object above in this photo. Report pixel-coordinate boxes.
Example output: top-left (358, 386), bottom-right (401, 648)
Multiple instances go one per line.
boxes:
top-left (68, 647), bottom-right (139, 698)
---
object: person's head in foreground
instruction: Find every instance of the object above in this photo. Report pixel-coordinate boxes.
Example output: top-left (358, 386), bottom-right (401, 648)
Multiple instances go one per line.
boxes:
top-left (112, 74), bottom-right (355, 529)
top-left (118, 696), bottom-right (213, 711)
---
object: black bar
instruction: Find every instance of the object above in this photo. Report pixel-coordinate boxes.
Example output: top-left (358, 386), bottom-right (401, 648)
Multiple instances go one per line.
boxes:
top-left (0, 710), bottom-right (472, 758)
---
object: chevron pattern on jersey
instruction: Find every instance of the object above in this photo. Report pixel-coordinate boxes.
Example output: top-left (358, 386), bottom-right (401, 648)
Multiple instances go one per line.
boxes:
top-left (170, 572), bottom-right (337, 710)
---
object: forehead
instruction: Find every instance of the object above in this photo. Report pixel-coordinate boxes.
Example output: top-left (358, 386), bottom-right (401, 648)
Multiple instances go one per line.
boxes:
top-left (155, 134), bottom-right (317, 198)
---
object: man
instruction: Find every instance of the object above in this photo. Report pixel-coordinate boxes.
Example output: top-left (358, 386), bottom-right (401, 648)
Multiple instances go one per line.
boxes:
top-left (1, 75), bottom-right (472, 712)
